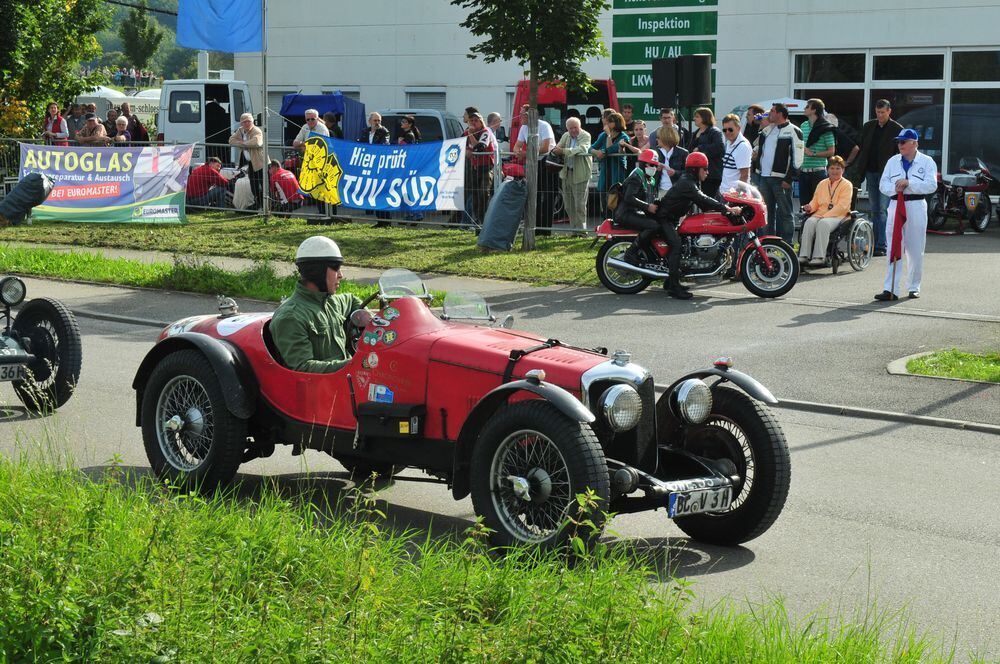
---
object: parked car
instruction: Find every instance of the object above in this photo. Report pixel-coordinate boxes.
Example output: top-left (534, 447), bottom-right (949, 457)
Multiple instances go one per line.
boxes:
top-left (133, 269), bottom-right (791, 551)
top-left (377, 109), bottom-right (465, 143)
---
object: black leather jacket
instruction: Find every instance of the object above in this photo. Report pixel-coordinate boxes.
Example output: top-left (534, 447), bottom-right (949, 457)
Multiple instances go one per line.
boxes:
top-left (618, 167), bottom-right (656, 218)
top-left (655, 172), bottom-right (727, 223)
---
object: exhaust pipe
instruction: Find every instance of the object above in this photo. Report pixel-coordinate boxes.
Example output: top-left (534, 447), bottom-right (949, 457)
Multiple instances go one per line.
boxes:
top-left (606, 257), bottom-right (668, 279)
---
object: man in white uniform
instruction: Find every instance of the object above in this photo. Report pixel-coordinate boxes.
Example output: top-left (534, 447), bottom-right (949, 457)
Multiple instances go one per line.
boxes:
top-left (874, 128), bottom-right (938, 301)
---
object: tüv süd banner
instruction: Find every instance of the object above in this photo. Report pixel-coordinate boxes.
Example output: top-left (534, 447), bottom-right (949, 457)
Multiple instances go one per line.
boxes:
top-left (299, 134), bottom-right (465, 211)
top-left (19, 143), bottom-right (195, 223)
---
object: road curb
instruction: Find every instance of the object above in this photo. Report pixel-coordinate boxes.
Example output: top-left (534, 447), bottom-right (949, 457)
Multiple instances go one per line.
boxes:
top-left (72, 309), bottom-right (168, 328)
top-left (887, 352), bottom-right (1000, 386)
top-left (772, 397), bottom-right (1000, 435)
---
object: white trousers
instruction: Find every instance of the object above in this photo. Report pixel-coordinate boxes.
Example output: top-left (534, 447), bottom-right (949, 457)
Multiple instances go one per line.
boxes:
top-left (883, 199), bottom-right (928, 295)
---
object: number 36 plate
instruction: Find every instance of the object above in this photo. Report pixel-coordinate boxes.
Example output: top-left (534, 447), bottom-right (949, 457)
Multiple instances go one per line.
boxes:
top-left (0, 364), bottom-right (26, 382)
top-left (669, 487), bottom-right (733, 518)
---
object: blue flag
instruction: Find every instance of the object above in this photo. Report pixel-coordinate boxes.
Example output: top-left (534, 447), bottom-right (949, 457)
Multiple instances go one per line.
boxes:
top-left (176, 0), bottom-right (263, 53)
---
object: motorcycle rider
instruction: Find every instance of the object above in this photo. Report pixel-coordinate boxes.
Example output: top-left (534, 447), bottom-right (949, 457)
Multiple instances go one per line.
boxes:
top-left (617, 148), bottom-right (663, 269)
top-left (650, 152), bottom-right (741, 299)
top-left (270, 236), bottom-right (363, 373)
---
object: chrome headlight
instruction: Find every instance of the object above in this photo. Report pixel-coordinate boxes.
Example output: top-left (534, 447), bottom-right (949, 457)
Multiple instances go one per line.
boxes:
top-left (0, 276), bottom-right (26, 307)
top-left (600, 384), bottom-right (642, 432)
top-left (673, 379), bottom-right (713, 424)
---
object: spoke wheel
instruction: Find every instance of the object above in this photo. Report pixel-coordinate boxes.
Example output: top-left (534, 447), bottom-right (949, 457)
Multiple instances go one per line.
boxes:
top-left (141, 350), bottom-right (245, 492)
top-left (596, 239), bottom-right (651, 295)
top-left (848, 219), bottom-right (874, 271)
top-left (970, 196), bottom-right (992, 232)
top-left (471, 401), bottom-right (609, 550)
top-left (927, 193), bottom-right (948, 231)
top-left (12, 298), bottom-right (82, 412)
top-left (673, 387), bottom-right (790, 546)
top-left (739, 239), bottom-right (799, 298)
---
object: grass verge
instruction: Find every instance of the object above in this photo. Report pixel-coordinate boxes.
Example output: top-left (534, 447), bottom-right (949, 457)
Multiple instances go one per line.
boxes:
top-left (0, 212), bottom-right (601, 286)
top-left (906, 349), bottom-right (1000, 383)
top-left (0, 244), bottom-right (444, 305)
top-left (0, 456), bottom-right (969, 662)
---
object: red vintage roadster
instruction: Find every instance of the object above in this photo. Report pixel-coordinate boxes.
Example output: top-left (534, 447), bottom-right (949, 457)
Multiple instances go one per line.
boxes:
top-left (133, 270), bottom-right (790, 549)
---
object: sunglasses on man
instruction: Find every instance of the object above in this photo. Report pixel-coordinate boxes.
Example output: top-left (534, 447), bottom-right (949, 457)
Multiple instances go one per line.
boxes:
top-left (723, 127), bottom-right (737, 133)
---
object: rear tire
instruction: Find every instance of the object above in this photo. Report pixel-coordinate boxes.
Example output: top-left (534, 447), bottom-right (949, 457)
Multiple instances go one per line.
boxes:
top-left (970, 195), bottom-right (992, 232)
top-left (739, 239), bottom-right (799, 298)
top-left (470, 401), bottom-right (609, 550)
top-left (12, 298), bottom-right (82, 412)
top-left (848, 218), bottom-right (874, 271)
top-left (674, 387), bottom-right (791, 546)
top-left (596, 239), bottom-right (651, 295)
top-left (927, 193), bottom-right (948, 231)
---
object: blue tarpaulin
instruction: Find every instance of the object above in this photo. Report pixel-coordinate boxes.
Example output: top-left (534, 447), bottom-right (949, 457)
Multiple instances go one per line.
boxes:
top-left (278, 93), bottom-right (367, 143)
top-left (176, 0), bottom-right (263, 53)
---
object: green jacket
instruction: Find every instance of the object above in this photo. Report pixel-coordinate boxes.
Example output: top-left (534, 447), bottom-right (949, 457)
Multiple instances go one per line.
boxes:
top-left (270, 282), bottom-right (362, 373)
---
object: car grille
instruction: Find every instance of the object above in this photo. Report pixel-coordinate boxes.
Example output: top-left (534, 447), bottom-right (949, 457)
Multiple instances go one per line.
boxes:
top-left (586, 375), bottom-right (657, 469)
top-left (634, 375), bottom-right (657, 465)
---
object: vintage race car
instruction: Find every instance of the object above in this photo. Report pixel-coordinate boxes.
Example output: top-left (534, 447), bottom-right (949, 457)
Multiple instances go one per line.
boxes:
top-left (0, 276), bottom-right (82, 412)
top-left (133, 269), bottom-right (790, 549)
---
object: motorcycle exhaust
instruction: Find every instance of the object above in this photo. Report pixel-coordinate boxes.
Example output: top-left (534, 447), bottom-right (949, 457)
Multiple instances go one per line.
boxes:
top-left (607, 257), bottom-right (669, 279)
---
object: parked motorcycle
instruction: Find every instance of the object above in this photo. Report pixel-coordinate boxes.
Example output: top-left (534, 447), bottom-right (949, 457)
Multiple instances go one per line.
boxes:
top-left (594, 182), bottom-right (799, 298)
top-left (928, 157), bottom-right (993, 234)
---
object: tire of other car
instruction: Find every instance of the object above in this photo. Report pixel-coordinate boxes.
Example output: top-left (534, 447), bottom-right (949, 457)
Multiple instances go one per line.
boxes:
top-left (141, 349), bottom-right (246, 493)
top-left (12, 297), bottom-right (82, 412)
top-left (470, 400), bottom-right (610, 551)
top-left (674, 386), bottom-right (790, 546)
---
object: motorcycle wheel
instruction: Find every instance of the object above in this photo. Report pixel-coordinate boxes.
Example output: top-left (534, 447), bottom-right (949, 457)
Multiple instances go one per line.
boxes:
top-left (596, 239), bottom-right (651, 295)
top-left (927, 193), bottom-right (948, 231)
top-left (739, 239), bottom-right (799, 298)
top-left (11, 298), bottom-right (83, 412)
top-left (470, 401), bottom-right (609, 551)
top-left (674, 386), bottom-right (791, 546)
top-left (970, 195), bottom-right (992, 233)
top-left (141, 349), bottom-right (246, 493)
top-left (848, 219), bottom-right (874, 271)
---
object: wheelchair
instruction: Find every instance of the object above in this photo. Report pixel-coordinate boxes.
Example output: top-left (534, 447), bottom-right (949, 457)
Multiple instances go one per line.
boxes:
top-left (797, 210), bottom-right (874, 274)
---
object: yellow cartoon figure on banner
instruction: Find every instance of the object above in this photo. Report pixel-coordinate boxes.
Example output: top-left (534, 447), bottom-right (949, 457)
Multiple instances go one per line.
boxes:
top-left (299, 136), bottom-right (343, 205)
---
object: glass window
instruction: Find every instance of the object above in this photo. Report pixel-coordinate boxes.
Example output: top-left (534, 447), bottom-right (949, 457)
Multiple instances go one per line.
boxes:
top-left (953, 51), bottom-right (1000, 82)
top-left (871, 89), bottom-right (944, 167)
top-left (794, 53), bottom-right (864, 83)
top-left (168, 91), bottom-right (201, 123)
top-left (873, 54), bottom-right (943, 80)
top-left (232, 89), bottom-right (245, 119)
top-left (949, 88), bottom-right (1000, 176)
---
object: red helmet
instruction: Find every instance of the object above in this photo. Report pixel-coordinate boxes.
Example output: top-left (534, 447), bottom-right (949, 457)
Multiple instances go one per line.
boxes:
top-left (637, 148), bottom-right (660, 166)
top-left (685, 152), bottom-right (709, 169)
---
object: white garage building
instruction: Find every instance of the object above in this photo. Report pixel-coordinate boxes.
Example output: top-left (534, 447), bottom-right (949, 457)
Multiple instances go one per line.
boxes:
top-left (235, 0), bottom-right (1000, 174)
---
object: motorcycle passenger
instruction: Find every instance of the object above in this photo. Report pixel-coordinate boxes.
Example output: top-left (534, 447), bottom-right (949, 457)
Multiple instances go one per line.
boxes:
top-left (270, 236), bottom-right (363, 373)
top-left (650, 152), bottom-right (741, 299)
top-left (616, 148), bottom-right (662, 269)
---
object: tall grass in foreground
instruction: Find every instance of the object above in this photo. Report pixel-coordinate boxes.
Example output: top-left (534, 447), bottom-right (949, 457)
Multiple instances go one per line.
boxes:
top-left (0, 459), bottom-right (970, 663)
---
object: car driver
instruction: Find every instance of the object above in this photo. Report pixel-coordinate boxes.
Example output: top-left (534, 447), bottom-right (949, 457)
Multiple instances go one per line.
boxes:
top-left (270, 236), bottom-right (363, 373)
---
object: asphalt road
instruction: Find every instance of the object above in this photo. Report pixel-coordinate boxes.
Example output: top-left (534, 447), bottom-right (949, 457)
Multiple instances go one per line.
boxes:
top-left (0, 281), bottom-right (997, 657)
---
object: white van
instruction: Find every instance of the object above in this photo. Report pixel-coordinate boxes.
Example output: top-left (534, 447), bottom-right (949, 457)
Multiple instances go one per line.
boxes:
top-left (157, 79), bottom-right (253, 165)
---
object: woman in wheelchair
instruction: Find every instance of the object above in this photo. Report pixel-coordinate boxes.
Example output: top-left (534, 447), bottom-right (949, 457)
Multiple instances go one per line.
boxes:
top-left (798, 156), bottom-right (853, 266)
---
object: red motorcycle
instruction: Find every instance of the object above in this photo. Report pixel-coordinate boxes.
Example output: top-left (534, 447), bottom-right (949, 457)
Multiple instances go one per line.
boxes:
top-left (594, 182), bottom-right (799, 298)
top-left (928, 157), bottom-right (994, 234)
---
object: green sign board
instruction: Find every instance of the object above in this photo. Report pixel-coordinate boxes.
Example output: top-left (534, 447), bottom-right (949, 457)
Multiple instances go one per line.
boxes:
top-left (612, 40), bottom-right (717, 65)
top-left (617, 95), bottom-right (717, 122)
top-left (612, 11), bottom-right (717, 38)
top-left (613, 0), bottom-right (717, 7)
top-left (613, 68), bottom-right (717, 95)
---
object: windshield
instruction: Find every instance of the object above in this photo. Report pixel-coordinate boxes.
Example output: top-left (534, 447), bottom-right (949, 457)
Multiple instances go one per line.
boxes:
top-left (378, 268), bottom-right (428, 300)
top-left (442, 290), bottom-right (493, 321)
top-left (725, 180), bottom-right (764, 201)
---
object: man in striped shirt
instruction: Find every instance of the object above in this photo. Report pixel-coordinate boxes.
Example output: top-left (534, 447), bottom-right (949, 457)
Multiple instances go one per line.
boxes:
top-left (799, 98), bottom-right (836, 211)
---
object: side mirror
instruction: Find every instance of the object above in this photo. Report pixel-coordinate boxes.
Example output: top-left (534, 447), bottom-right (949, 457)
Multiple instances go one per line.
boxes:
top-left (350, 309), bottom-right (373, 328)
top-left (498, 315), bottom-right (514, 329)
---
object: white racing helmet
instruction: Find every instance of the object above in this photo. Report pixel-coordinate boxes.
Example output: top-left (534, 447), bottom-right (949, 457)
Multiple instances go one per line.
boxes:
top-left (295, 236), bottom-right (343, 267)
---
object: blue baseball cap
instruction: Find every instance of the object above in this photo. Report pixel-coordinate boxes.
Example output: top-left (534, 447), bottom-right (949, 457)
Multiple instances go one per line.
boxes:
top-left (894, 128), bottom-right (919, 142)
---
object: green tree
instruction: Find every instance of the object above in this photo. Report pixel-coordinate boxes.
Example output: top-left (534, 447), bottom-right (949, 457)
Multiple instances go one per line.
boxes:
top-left (0, 0), bottom-right (107, 136)
top-left (452, 0), bottom-right (610, 249)
top-left (117, 1), bottom-right (165, 74)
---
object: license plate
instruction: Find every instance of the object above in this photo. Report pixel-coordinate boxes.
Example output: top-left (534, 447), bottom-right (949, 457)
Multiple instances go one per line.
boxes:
top-left (669, 487), bottom-right (732, 518)
top-left (0, 364), bottom-right (25, 382)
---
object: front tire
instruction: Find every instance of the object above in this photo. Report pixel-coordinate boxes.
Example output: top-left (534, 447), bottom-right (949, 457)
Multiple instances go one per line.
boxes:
top-left (970, 195), bottom-right (992, 232)
top-left (141, 349), bottom-right (246, 492)
top-left (739, 239), bottom-right (799, 298)
top-left (674, 387), bottom-right (790, 546)
top-left (470, 401), bottom-right (610, 550)
top-left (596, 239), bottom-right (651, 295)
top-left (12, 298), bottom-right (83, 412)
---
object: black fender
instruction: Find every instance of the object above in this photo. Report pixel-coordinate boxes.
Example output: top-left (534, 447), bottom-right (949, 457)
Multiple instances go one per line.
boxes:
top-left (132, 332), bottom-right (257, 426)
top-left (662, 367), bottom-right (777, 406)
top-left (450, 379), bottom-right (595, 500)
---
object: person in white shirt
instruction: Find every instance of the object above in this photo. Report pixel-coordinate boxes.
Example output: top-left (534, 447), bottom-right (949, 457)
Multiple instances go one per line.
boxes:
top-left (292, 108), bottom-right (329, 152)
top-left (514, 104), bottom-right (557, 234)
top-left (719, 114), bottom-right (753, 196)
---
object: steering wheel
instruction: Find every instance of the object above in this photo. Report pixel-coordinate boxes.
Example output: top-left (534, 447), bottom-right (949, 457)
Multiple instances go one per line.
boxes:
top-left (346, 308), bottom-right (374, 357)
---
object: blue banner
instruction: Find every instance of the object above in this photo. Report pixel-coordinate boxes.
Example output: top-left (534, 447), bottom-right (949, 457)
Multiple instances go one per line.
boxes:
top-left (300, 135), bottom-right (466, 212)
top-left (177, 0), bottom-right (263, 53)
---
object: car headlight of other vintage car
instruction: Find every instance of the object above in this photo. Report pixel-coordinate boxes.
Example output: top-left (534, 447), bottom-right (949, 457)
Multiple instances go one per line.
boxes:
top-left (600, 384), bottom-right (643, 432)
top-left (0, 276), bottom-right (26, 308)
top-left (672, 379), bottom-right (713, 424)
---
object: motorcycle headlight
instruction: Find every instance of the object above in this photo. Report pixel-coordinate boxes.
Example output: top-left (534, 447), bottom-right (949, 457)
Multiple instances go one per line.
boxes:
top-left (600, 384), bottom-right (642, 432)
top-left (0, 276), bottom-right (26, 307)
top-left (673, 379), bottom-right (713, 424)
